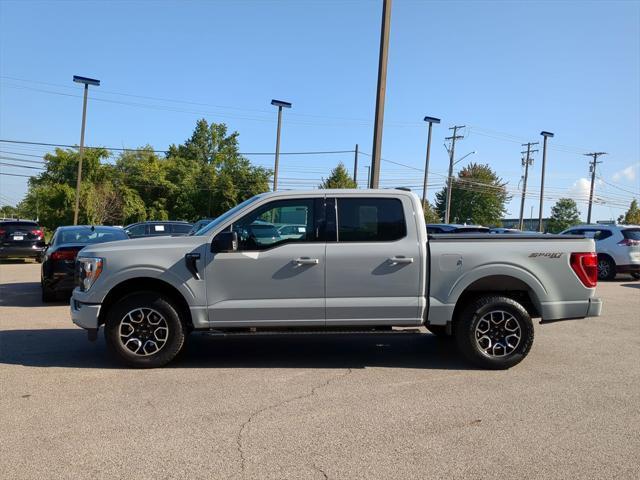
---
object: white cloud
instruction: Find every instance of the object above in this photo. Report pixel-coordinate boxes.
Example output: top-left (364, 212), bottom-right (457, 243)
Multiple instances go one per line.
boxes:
top-left (612, 163), bottom-right (639, 182)
top-left (568, 178), bottom-right (593, 201)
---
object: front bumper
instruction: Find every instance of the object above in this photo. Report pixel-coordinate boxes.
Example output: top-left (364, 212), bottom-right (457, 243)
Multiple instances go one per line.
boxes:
top-left (70, 294), bottom-right (101, 330)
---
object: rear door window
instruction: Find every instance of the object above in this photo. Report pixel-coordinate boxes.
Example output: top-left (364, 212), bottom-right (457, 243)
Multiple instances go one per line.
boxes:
top-left (150, 224), bottom-right (170, 235)
top-left (336, 198), bottom-right (406, 242)
top-left (172, 223), bottom-right (192, 234)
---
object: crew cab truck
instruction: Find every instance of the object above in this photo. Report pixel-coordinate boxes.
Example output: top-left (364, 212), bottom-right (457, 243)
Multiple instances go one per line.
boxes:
top-left (71, 189), bottom-right (602, 369)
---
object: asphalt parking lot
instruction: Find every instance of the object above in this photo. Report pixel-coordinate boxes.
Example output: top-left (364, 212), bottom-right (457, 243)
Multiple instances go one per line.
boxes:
top-left (1, 261), bottom-right (639, 480)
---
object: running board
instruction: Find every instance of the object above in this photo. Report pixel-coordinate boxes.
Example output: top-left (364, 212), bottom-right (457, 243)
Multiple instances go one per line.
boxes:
top-left (201, 327), bottom-right (423, 337)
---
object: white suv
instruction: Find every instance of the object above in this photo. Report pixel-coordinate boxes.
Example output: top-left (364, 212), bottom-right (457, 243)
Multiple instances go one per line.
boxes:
top-left (560, 224), bottom-right (640, 280)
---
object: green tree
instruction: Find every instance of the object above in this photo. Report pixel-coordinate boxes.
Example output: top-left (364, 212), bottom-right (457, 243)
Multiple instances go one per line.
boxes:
top-left (423, 200), bottom-right (441, 223)
top-left (620, 199), bottom-right (640, 225)
top-left (547, 198), bottom-right (581, 233)
top-left (434, 163), bottom-right (509, 225)
top-left (319, 162), bottom-right (357, 189)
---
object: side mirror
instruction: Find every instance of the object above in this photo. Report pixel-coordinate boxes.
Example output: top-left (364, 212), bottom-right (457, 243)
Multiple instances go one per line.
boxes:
top-left (212, 231), bottom-right (238, 253)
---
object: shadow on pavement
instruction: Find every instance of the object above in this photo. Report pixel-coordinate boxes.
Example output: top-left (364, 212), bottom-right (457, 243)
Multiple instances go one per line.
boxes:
top-left (0, 328), bottom-right (473, 371)
top-left (0, 282), bottom-right (68, 307)
top-left (620, 283), bottom-right (640, 289)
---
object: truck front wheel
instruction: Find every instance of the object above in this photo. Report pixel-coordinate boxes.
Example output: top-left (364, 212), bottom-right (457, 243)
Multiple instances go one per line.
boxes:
top-left (104, 292), bottom-right (187, 368)
top-left (454, 295), bottom-right (534, 370)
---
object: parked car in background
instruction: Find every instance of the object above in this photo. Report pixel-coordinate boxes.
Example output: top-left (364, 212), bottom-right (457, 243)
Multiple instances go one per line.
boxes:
top-left (277, 224), bottom-right (307, 240)
top-left (188, 218), bottom-right (215, 235)
top-left (0, 220), bottom-right (45, 261)
top-left (490, 228), bottom-right (522, 234)
top-left (124, 221), bottom-right (193, 238)
top-left (560, 224), bottom-right (640, 280)
top-left (426, 224), bottom-right (490, 234)
top-left (41, 226), bottom-right (128, 301)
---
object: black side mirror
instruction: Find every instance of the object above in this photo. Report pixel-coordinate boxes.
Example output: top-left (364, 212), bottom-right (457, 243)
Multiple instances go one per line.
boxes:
top-left (212, 231), bottom-right (238, 253)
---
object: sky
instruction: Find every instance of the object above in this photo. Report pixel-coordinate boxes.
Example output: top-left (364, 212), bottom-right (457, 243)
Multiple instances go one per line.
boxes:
top-left (1, 0), bottom-right (639, 222)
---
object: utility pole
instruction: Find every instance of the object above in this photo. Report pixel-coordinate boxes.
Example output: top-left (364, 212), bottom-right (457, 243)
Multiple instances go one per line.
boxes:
top-left (444, 125), bottom-right (465, 223)
top-left (353, 144), bottom-right (359, 184)
top-left (585, 152), bottom-right (606, 223)
top-left (422, 116), bottom-right (440, 207)
top-left (72, 75), bottom-right (100, 225)
top-left (538, 131), bottom-right (554, 232)
top-left (518, 142), bottom-right (538, 230)
top-left (370, 0), bottom-right (392, 188)
top-left (366, 166), bottom-right (371, 187)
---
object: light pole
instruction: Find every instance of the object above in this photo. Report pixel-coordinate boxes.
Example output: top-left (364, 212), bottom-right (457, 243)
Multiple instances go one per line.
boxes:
top-left (72, 75), bottom-right (100, 225)
top-left (421, 116), bottom-right (440, 208)
top-left (271, 99), bottom-right (292, 191)
top-left (538, 131), bottom-right (554, 232)
top-left (445, 149), bottom-right (475, 223)
top-left (370, 0), bottom-right (392, 188)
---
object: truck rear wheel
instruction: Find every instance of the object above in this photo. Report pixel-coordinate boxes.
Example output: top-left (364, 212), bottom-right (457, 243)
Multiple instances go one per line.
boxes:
top-left (104, 292), bottom-right (187, 368)
top-left (454, 295), bottom-right (534, 370)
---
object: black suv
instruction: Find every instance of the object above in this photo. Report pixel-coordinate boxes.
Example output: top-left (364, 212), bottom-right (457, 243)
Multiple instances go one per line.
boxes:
top-left (0, 220), bottom-right (46, 261)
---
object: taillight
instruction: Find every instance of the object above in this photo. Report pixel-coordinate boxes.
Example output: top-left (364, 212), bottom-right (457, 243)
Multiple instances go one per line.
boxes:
top-left (0, 228), bottom-right (5, 236)
top-left (618, 238), bottom-right (640, 247)
top-left (31, 229), bottom-right (44, 239)
top-left (51, 250), bottom-right (78, 261)
top-left (570, 252), bottom-right (598, 288)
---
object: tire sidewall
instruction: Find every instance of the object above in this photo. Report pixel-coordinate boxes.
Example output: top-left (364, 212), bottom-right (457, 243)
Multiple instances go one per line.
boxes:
top-left (597, 256), bottom-right (616, 281)
top-left (456, 296), bottom-right (534, 369)
top-left (105, 292), bottom-right (186, 368)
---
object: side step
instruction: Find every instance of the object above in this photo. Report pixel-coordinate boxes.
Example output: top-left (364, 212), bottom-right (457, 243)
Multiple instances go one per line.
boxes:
top-left (202, 327), bottom-right (423, 337)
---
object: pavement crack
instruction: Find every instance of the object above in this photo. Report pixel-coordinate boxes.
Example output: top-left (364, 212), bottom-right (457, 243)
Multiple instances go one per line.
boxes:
top-left (234, 368), bottom-right (352, 478)
top-left (312, 463), bottom-right (329, 480)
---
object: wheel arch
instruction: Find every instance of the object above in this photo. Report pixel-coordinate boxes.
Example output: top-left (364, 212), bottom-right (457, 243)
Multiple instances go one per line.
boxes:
top-left (451, 274), bottom-right (542, 326)
top-left (98, 277), bottom-right (193, 330)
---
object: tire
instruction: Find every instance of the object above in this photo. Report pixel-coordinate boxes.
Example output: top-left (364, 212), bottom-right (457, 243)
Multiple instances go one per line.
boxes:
top-left (425, 324), bottom-right (449, 336)
top-left (41, 285), bottom-right (56, 303)
top-left (597, 256), bottom-right (616, 281)
top-left (104, 292), bottom-right (187, 368)
top-left (454, 295), bottom-right (534, 370)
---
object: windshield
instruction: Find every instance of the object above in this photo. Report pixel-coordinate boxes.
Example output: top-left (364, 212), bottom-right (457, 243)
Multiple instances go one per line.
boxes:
top-left (194, 195), bottom-right (265, 236)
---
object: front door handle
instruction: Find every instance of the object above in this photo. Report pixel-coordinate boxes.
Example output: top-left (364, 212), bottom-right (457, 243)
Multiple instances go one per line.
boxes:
top-left (388, 256), bottom-right (414, 265)
top-left (293, 257), bottom-right (319, 265)
top-left (185, 253), bottom-right (201, 280)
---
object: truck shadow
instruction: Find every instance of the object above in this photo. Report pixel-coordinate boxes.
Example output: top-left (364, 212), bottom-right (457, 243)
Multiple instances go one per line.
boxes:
top-left (0, 329), bottom-right (474, 371)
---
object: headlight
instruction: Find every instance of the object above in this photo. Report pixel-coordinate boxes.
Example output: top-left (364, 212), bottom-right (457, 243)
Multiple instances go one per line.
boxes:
top-left (76, 257), bottom-right (104, 292)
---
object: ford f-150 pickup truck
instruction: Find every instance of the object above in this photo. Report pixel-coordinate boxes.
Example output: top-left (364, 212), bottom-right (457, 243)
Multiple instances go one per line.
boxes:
top-left (71, 189), bottom-right (602, 369)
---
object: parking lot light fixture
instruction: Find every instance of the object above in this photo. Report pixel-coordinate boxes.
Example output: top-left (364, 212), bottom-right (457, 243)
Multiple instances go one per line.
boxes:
top-left (270, 99), bottom-right (292, 191)
top-left (72, 75), bottom-right (100, 225)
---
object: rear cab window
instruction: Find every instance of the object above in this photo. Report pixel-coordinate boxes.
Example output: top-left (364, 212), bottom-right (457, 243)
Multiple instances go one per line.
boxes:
top-left (336, 198), bottom-right (406, 242)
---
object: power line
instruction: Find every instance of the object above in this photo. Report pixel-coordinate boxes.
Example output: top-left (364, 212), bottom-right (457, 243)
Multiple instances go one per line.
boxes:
top-left (0, 162), bottom-right (44, 170)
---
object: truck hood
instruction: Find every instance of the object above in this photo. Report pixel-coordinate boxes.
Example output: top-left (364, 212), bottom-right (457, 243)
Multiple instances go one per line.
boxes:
top-left (79, 235), bottom-right (205, 257)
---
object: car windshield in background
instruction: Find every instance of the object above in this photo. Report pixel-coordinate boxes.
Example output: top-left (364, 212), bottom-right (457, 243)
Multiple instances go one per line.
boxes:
top-left (56, 228), bottom-right (128, 245)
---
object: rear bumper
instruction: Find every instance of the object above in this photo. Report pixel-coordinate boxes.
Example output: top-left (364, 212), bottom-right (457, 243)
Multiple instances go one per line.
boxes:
top-left (540, 297), bottom-right (602, 323)
top-left (0, 245), bottom-right (44, 258)
top-left (616, 264), bottom-right (640, 274)
top-left (70, 294), bottom-right (101, 330)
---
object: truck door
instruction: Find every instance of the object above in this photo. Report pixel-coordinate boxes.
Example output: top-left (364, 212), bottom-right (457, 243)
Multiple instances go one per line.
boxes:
top-left (325, 196), bottom-right (422, 326)
top-left (204, 197), bottom-right (326, 327)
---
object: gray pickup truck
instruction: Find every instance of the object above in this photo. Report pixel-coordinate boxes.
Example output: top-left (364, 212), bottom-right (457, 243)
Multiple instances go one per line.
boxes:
top-left (71, 189), bottom-right (602, 369)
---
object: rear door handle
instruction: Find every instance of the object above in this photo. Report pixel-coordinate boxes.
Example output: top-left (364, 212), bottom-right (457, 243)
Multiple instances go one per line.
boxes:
top-left (293, 257), bottom-right (319, 265)
top-left (388, 256), bottom-right (414, 265)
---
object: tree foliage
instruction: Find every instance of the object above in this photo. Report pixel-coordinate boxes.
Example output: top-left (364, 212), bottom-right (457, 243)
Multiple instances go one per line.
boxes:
top-left (319, 162), bottom-right (357, 189)
top-left (547, 198), bottom-right (581, 233)
top-left (16, 119), bottom-right (271, 230)
top-left (423, 200), bottom-right (441, 223)
top-left (619, 199), bottom-right (640, 225)
top-left (434, 163), bottom-right (509, 226)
